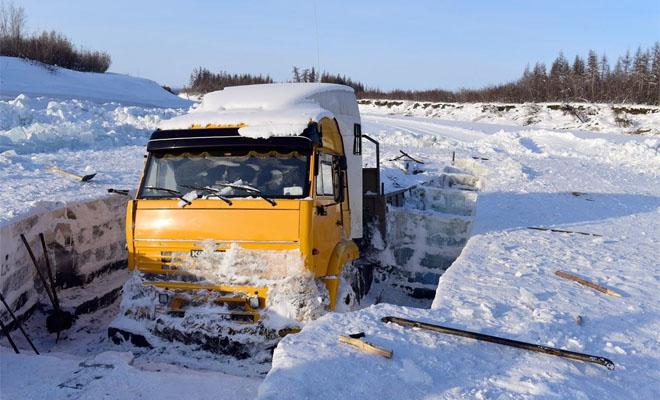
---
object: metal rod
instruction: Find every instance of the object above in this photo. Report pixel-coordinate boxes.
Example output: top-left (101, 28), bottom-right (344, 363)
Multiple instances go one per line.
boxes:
top-left (527, 226), bottom-right (602, 237)
top-left (0, 318), bottom-right (20, 354)
top-left (399, 150), bottom-right (424, 164)
top-left (20, 234), bottom-right (57, 308)
top-left (382, 316), bottom-right (615, 370)
top-left (362, 134), bottom-right (380, 174)
top-left (0, 292), bottom-right (39, 354)
top-left (39, 233), bottom-right (61, 311)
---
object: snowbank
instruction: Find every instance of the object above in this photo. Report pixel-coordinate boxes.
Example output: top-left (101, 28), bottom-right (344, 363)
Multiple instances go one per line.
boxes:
top-left (0, 56), bottom-right (194, 109)
top-left (0, 95), bottom-right (185, 154)
top-left (0, 68), bottom-right (190, 224)
top-left (359, 100), bottom-right (660, 136)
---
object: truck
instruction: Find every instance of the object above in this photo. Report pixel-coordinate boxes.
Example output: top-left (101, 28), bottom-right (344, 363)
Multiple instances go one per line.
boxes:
top-left (109, 83), bottom-right (370, 357)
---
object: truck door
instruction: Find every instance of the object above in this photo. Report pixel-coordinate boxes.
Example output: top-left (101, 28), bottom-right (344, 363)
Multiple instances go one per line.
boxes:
top-left (312, 152), bottom-right (344, 276)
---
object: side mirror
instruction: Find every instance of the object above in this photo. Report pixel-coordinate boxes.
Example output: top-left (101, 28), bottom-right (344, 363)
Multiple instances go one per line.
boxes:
top-left (334, 170), bottom-right (345, 203)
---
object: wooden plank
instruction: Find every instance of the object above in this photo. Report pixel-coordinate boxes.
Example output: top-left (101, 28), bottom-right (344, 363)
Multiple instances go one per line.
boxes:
top-left (338, 335), bottom-right (393, 358)
top-left (555, 270), bottom-right (622, 297)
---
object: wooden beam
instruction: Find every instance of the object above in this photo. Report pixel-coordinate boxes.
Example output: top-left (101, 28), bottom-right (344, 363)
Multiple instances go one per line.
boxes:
top-left (555, 270), bottom-right (622, 297)
top-left (339, 335), bottom-right (393, 358)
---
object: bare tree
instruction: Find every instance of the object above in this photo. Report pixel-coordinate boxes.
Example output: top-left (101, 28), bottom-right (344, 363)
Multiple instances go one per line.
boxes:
top-left (0, 1), bottom-right (25, 39)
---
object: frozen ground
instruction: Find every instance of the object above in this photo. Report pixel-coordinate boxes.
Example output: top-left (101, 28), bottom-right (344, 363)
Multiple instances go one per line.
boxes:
top-left (1, 62), bottom-right (659, 399)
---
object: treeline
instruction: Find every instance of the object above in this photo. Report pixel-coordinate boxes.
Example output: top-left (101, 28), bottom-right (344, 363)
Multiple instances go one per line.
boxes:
top-left (0, 3), bottom-right (111, 73)
top-left (187, 67), bottom-right (273, 93)
top-left (188, 47), bottom-right (659, 106)
top-left (516, 45), bottom-right (659, 104)
top-left (292, 66), bottom-right (368, 93)
top-left (186, 66), bottom-right (364, 95)
top-left (294, 44), bottom-right (660, 105)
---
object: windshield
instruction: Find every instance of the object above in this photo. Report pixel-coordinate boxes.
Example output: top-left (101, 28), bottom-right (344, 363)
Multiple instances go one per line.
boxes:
top-left (139, 149), bottom-right (310, 199)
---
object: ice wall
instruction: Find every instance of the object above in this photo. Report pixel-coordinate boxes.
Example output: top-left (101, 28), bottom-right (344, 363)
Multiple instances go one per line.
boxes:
top-left (383, 161), bottom-right (484, 298)
top-left (0, 196), bottom-right (128, 327)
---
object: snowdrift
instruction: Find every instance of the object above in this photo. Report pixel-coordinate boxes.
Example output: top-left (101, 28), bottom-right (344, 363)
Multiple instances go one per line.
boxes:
top-left (0, 56), bottom-right (193, 109)
top-left (359, 99), bottom-right (660, 136)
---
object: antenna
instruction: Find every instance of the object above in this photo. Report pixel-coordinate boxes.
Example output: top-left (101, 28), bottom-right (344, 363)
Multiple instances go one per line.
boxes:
top-left (314, 2), bottom-right (321, 86)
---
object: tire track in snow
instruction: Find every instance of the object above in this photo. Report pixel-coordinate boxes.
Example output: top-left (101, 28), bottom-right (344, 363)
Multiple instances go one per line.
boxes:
top-left (362, 113), bottom-right (489, 143)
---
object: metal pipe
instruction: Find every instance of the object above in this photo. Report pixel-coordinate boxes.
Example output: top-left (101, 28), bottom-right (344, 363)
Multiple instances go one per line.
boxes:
top-left (382, 316), bottom-right (615, 370)
top-left (362, 135), bottom-right (380, 176)
top-left (0, 318), bottom-right (20, 354)
top-left (40, 233), bottom-right (61, 312)
top-left (20, 234), bottom-right (56, 308)
top-left (0, 292), bottom-right (39, 354)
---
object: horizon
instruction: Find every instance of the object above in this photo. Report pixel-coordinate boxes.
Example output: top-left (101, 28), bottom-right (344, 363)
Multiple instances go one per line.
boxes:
top-left (12, 0), bottom-right (660, 91)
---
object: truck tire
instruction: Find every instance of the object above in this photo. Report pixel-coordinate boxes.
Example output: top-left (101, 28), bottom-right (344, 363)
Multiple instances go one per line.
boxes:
top-left (334, 261), bottom-right (372, 312)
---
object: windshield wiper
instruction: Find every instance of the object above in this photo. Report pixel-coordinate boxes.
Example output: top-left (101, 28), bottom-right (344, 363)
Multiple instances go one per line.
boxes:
top-left (181, 185), bottom-right (233, 205)
top-left (216, 182), bottom-right (277, 206)
top-left (143, 186), bottom-right (192, 205)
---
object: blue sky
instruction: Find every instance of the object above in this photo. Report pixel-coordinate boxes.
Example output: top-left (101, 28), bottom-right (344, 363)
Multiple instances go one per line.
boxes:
top-left (16, 0), bottom-right (660, 90)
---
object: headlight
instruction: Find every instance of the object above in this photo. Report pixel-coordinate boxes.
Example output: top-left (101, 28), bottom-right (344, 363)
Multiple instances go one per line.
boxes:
top-left (158, 293), bottom-right (169, 305)
top-left (248, 296), bottom-right (261, 309)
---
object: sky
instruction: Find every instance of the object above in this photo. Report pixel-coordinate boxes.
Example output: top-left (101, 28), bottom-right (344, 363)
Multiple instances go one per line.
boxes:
top-left (13, 0), bottom-right (660, 91)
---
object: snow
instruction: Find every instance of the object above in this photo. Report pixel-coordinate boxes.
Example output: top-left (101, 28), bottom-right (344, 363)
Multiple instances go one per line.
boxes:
top-left (0, 349), bottom-right (259, 400)
top-left (259, 113), bottom-right (660, 399)
top-left (2, 59), bottom-right (660, 399)
top-left (188, 82), bottom-right (352, 113)
top-left (0, 57), bottom-right (194, 109)
top-left (359, 100), bottom-right (660, 136)
top-left (119, 243), bottom-right (330, 332)
top-left (0, 98), bottom-right (188, 225)
top-left (159, 83), bottom-right (351, 135)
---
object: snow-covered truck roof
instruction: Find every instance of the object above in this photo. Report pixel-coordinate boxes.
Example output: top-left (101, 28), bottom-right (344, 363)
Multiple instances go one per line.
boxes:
top-left (158, 83), bottom-right (360, 139)
top-left (156, 82), bottom-right (364, 239)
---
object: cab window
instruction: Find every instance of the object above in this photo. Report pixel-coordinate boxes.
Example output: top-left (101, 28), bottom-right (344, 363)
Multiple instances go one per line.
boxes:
top-left (316, 153), bottom-right (335, 196)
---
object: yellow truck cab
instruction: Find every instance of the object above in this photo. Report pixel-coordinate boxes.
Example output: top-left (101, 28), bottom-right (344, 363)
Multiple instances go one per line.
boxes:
top-left (121, 84), bottom-right (363, 340)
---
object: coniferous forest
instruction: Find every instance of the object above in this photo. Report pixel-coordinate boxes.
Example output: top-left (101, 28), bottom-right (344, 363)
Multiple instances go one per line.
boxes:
top-left (291, 44), bottom-right (659, 105)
